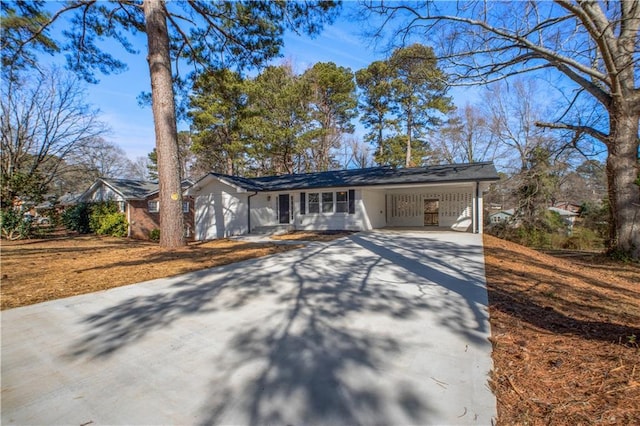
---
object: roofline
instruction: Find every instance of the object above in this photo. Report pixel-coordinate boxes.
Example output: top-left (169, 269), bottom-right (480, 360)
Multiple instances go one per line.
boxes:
top-left (258, 176), bottom-right (499, 192)
top-left (188, 162), bottom-right (499, 193)
top-left (78, 178), bottom-right (159, 201)
top-left (184, 173), bottom-right (253, 194)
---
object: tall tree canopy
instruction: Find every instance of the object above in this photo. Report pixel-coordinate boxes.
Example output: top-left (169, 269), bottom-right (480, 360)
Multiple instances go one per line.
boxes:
top-left (356, 43), bottom-right (452, 167)
top-left (243, 64), bottom-right (308, 175)
top-left (363, 0), bottom-right (640, 259)
top-left (1, 0), bottom-right (341, 248)
top-left (301, 61), bottom-right (358, 172)
top-left (188, 62), bottom-right (357, 175)
top-left (190, 69), bottom-right (248, 176)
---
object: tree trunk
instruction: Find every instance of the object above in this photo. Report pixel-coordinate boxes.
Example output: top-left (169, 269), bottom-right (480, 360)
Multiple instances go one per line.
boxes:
top-left (606, 107), bottom-right (640, 258)
top-left (143, 0), bottom-right (185, 249)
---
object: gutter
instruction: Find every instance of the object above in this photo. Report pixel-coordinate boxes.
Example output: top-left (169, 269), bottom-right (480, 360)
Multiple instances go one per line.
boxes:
top-left (247, 191), bottom-right (258, 234)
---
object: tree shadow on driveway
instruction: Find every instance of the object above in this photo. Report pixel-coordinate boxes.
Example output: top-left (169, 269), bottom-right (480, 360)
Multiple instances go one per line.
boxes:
top-left (66, 231), bottom-right (494, 425)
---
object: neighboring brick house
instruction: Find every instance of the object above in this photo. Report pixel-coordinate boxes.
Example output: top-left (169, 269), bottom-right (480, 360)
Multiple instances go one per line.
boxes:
top-left (78, 178), bottom-right (194, 240)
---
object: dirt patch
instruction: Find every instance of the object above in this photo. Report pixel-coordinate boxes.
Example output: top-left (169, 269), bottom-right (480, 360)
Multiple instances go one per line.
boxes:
top-left (484, 234), bottom-right (640, 425)
top-left (0, 234), bottom-right (307, 310)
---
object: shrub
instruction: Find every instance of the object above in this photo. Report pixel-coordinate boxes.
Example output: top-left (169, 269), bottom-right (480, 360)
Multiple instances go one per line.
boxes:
top-left (62, 201), bottom-right (129, 237)
top-left (94, 212), bottom-right (128, 237)
top-left (89, 201), bottom-right (119, 232)
top-left (0, 208), bottom-right (33, 240)
top-left (562, 227), bottom-right (604, 251)
top-left (149, 228), bottom-right (160, 242)
top-left (61, 203), bottom-right (91, 233)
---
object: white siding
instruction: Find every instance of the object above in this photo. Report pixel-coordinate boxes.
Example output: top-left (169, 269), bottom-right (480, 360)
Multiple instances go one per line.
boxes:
top-left (193, 180), bottom-right (248, 240)
top-left (361, 189), bottom-right (386, 229)
top-left (83, 186), bottom-right (124, 202)
top-left (254, 188), bottom-right (370, 232)
top-left (250, 193), bottom-right (278, 229)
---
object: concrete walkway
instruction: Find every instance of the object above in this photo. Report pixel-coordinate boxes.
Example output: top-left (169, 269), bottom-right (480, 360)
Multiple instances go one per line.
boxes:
top-left (1, 230), bottom-right (496, 425)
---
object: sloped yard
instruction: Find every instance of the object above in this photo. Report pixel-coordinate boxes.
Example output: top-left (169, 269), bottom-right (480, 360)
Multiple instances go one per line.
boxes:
top-left (484, 234), bottom-right (640, 424)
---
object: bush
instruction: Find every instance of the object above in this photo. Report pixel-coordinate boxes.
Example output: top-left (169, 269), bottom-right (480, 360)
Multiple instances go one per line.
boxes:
top-left (94, 212), bottom-right (128, 237)
top-left (62, 201), bottom-right (129, 237)
top-left (562, 227), bottom-right (604, 251)
top-left (0, 208), bottom-right (33, 240)
top-left (61, 203), bottom-right (91, 233)
top-left (149, 228), bottom-right (160, 242)
top-left (89, 201), bottom-right (119, 232)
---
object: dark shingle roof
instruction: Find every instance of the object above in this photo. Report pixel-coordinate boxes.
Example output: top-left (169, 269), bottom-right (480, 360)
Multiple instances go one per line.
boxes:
top-left (205, 162), bottom-right (499, 192)
top-left (101, 178), bottom-right (159, 199)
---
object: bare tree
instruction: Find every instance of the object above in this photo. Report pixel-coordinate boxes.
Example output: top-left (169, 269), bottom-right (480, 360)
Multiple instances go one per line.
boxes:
top-left (0, 68), bottom-right (106, 206)
top-left (342, 136), bottom-right (374, 169)
top-left (363, 1), bottom-right (640, 258)
top-left (484, 79), bottom-right (558, 172)
top-left (127, 156), bottom-right (155, 182)
top-left (430, 103), bottom-right (498, 165)
top-left (69, 137), bottom-right (135, 179)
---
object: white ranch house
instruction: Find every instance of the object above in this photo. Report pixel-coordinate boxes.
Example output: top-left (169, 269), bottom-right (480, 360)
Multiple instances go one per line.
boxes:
top-left (185, 162), bottom-right (499, 241)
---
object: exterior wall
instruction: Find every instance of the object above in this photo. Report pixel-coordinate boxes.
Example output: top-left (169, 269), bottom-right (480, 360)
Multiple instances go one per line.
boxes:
top-left (192, 178), bottom-right (492, 238)
top-left (128, 199), bottom-right (158, 239)
top-left (385, 185), bottom-right (475, 232)
top-left (252, 188), bottom-right (373, 232)
top-left (82, 185), bottom-right (124, 203)
top-left (361, 189), bottom-right (386, 229)
top-left (127, 196), bottom-right (194, 241)
top-left (194, 180), bottom-right (248, 240)
top-left (250, 193), bottom-right (277, 228)
top-left (296, 188), bottom-right (366, 231)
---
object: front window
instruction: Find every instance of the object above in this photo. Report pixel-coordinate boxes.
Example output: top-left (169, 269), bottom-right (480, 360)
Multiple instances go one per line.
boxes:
top-left (182, 201), bottom-right (190, 213)
top-left (308, 193), bottom-right (320, 213)
top-left (322, 192), bottom-right (334, 213)
top-left (148, 200), bottom-right (159, 213)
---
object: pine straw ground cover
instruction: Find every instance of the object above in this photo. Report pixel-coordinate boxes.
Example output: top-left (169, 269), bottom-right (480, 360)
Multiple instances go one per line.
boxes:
top-left (484, 234), bottom-right (640, 425)
top-left (1, 231), bottom-right (638, 423)
top-left (0, 234), bottom-right (306, 310)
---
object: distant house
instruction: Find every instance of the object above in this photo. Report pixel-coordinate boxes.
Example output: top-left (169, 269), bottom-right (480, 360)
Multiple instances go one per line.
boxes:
top-left (488, 206), bottom-right (578, 231)
top-left (185, 162), bottom-right (500, 241)
top-left (553, 201), bottom-right (582, 214)
top-left (548, 206), bottom-right (579, 230)
top-left (488, 209), bottom-right (515, 224)
top-left (78, 178), bottom-right (194, 240)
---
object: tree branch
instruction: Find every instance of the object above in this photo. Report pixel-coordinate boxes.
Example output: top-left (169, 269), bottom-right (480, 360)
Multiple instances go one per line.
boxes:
top-left (535, 120), bottom-right (609, 145)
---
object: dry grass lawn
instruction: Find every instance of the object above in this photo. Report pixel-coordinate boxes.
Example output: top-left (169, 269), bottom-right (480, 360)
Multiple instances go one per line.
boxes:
top-left (1, 231), bottom-right (638, 424)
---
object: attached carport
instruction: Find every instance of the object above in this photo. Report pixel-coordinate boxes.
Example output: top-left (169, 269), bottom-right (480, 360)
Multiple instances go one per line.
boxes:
top-left (361, 181), bottom-right (490, 233)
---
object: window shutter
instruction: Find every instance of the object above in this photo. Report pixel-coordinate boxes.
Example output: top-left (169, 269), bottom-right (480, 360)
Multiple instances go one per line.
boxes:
top-left (348, 189), bottom-right (355, 214)
top-left (300, 192), bottom-right (306, 215)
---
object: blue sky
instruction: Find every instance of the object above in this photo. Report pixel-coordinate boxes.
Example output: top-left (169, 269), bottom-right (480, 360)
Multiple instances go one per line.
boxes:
top-left (41, 2), bottom-right (477, 162)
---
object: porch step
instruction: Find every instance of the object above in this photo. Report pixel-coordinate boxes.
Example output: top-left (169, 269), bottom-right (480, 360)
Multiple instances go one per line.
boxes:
top-left (251, 225), bottom-right (294, 236)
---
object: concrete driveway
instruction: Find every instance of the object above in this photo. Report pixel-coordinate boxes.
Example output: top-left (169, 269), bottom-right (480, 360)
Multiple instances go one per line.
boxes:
top-left (1, 230), bottom-right (496, 425)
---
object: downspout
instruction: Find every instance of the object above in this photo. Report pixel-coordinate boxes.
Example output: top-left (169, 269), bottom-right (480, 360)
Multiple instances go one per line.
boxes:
top-left (247, 192), bottom-right (258, 234)
top-left (475, 181), bottom-right (480, 234)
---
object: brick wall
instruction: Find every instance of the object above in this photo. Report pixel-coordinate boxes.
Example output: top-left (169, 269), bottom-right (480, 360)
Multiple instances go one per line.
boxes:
top-left (127, 196), bottom-right (194, 241)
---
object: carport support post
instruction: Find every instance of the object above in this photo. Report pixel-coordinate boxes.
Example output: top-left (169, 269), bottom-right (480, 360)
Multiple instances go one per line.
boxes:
top-left (474, 181), bottom-right (480, 234)
top-left (247, 191), bottom-right (257, 234)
